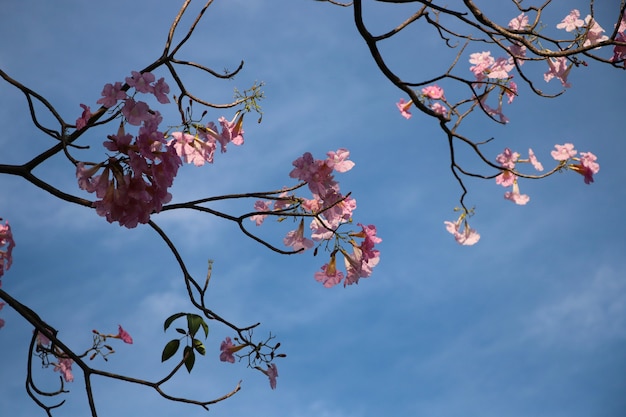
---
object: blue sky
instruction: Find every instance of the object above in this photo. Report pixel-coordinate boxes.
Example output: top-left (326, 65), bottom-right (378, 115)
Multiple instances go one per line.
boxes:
top-left (1, 1), bottom-right (625, 416)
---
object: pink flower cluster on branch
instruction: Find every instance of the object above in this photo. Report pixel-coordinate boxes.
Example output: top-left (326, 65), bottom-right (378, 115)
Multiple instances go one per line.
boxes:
top-left (250, 149), bottom-right (381, 287)
top-left (75, 72), bottom-right (248, 228)
top-left (0, 218), bottom-right (15, 329)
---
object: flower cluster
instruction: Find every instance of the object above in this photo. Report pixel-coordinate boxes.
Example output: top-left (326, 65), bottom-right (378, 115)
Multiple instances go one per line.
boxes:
top-left (168, 112), bottom-right (244, 166)
top-left (76, 72), bottom-right (247, 228)
top-left (494, 148), bottom-right (543, 205)
top-left (551, 143), bottom-right (599, 184)
top-left (0, 219), bottom-right (15, 329)
top-left (250, 149), bottom-right (381, 287)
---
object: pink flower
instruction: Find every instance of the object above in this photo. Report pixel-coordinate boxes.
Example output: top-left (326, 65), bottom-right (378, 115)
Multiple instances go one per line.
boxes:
top-left (556, 10), bottom-right (585, 32)
top-left (250, 200), bottom-right (272, 226)
top-left (75, 104), bottom-right (92, 130)
top-left (314, 253), bottom-right (345, 288)
top-left (570, 151), bottom-right (599, 184)
top-left (284, 219), bottom-right (314, 252)
top-left (122, 99), bottom-right (151, 126)
top-left (396, 98), bottom-right (413, 119)
top-left (488, 57), bottom-right (514, 79)
top-left (421, 85), bottom-right (444, 100)
top-left (217, 112), bottom-right (245, 150)
top-left (582, 16), bottom-right (609, 48)
top-left (125, 71), bottom-right (155, 94)
top-left (117, 325), bottom-right (133, 344)
top-left (53, 357), bottom-right (74, 383)
top-left (495, 170), bottom-right (516, 187)
top-left (508, 44), bottom-right (527, 65)
top-left (496, 148), bottom-right (519, 169)
top-left (508, 13), bottom-right (528, 30)
top-left (610, 32), bottom-right (626, 66)
top-left (469, 51), bottom-right (494, 81)
top-left (444, 214), bottom-right (480, 246)
top-left (551, 143), bottom-right (577, 161)
top-left (152, 77), bottom-right (170, 104)
top-left (265, 363), bottom-right (278, 389)
top-left (169, 131), bottom-right (216, 166)
top-left (504, 181), bottom-right (530, 205)
top-left (219, 337), bottom-right (236, 363)
top-left (326, 149), bottom-right (355, 173)
top-left (97, 82), bottom-right (126, 108)
top-left (505, 81), bottom-right (518, 104)
top-left (528, 148), bottom-right (544, 171)
top-left (430, 102), bottom-right (448, 116)
top-left (0, 219), bottom-right (15, 278)
top-left (544, 57), bottom-right (572, 87)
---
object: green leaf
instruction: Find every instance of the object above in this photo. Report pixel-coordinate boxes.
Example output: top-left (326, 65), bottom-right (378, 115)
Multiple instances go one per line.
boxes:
top-left (163, 313), bottom-right (186, 332)
top-left (193, 339), bottom-right (206, 356)
top-left (200, 321), bottom-right (209, 339)
top-left (184, 346), bottom-right (195, 373)
top-left (186, 314), bottom-right (205, 338)
top-left (175, 328), bottom-right (187, 335)
top-left (161, 339), bottom-right (180, 362)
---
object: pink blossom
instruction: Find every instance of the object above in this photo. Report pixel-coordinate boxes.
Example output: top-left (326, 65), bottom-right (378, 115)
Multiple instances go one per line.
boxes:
top-left (488, 57), bottom-right (514, 79)
top-left (250, 200), bottom-right (272, 226)
top-left (508, 13), bottom-right (528, 30)
top-left (314, 253), bottom-right (345, 288)
top-left (430, 102), bottom-right (448, 116)
top-left (508, 44), bottom-right (527, 65)
top-left (556, 10), bottom-right (585, 32)
top-left (544, 57), bottom-right (572, 88)
top-left (396, 98), bottom-right (413, 119)
top-left (169, 131), bottom-right (216, 166)
top-left (570, 151), bottom-right (600, 184)
top-left (54, 357), bottom-right (74, 383)
top-left (36, 331), bottom-right (51, 347)
top-left (284, 220), bottom-right (314, 252)
top-left (582, 16), bottom-right (609, 48)
top-left (117, 325), bottom-right (133, 344)
top-left (528, 148), bottom-right (544, 171)
top-left (122, 99), bottom-right (151, 126)
top-left (504, 181), bottom-right (530, 205)
top-left (75, 104), bottom-right (92, 130)
top-left (551, 143), bottom-right (577, 161)
top-left (421, 85), bottom-right (445, 100)
top-left (444, 215), bottom-right (480, 246)
top-left (479, 97), bottom-right (509, 123)
top-left (495, 170), bottom-right (516, 188)
top-left (265, 363), bottom-right (278, 389)
top-left (217, 113), bottom-right (245, 149)
top-left (152, 77), bottom-right (170, 104)
top-left (219, 337), bottom-right (236, 363)
top-left (469, 51), bottom-right (494, 81)
top-left (96, 82), bottom-right (126, 108)
top-left (610, 32), bottom-right (626, 66)
top-left (505, 80), bottom-right (518, 104)
top-left (496, 148), bottom-right (519, 169)
top-left (326, 149), bottom-right (355, 173)
top-left (0, 219), bottom-right (15, 278)
top-left (125, 71), bottom-right (155, 94)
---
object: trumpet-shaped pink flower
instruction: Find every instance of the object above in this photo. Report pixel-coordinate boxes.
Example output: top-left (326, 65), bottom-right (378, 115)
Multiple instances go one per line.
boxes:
top-left (97, 82), bottom-right (126, 108)
top-left (556, 10), bottom-right (585, 32)
top-left (125, 71), bottom-right (155, 94)
top-left (250, 200), bottom-right (272, 226)
top-left (0, 219), bottom-right (15, 278)
top-left (528, 148), bottom-right (544, 171)
top-left (76, 104), bottom-right (92, 130)
top-left (396, 98), bottom-right (413, 119)
top-left (314, 253), bottom-right (345, 288)
top-left (326, 149), bottom-right (355, 173)
top-left (582, 16), bottom-right (609, 48)
top-left (152, 77), bottom-right (170, 104)
top-left (551, 143), bottom-right (577, 161)
top-left (265, 363), bottom-right (278, 389)
top-left (284, 220), bottom-right (314, 252)
top-left (430, 102), bottom-right (448, 116)
top-left (508, 13), bottom-right (528, 30)
top-left (220, 337), bottom-right (236, 363)
top-left (421, 85), bottom-right (444, 100)
top-left (544, 57), bottom-right (572, 88)
top-left (444, 215), bottom-right (480, 246)
top-left (570, 151), bottom-right (600, 184)
top-left (117, 325), bottom-right (133, 344)
top-left (504, 181), bottom-right (530, 205)
top-left (54, 357), bottom-right (74, 383)
top-left (169, 131), bottom-right (216, 166)
top-left (469, 51), bottom-right (495, 81)
top-left (496, 148), bottom-right (519, 169)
